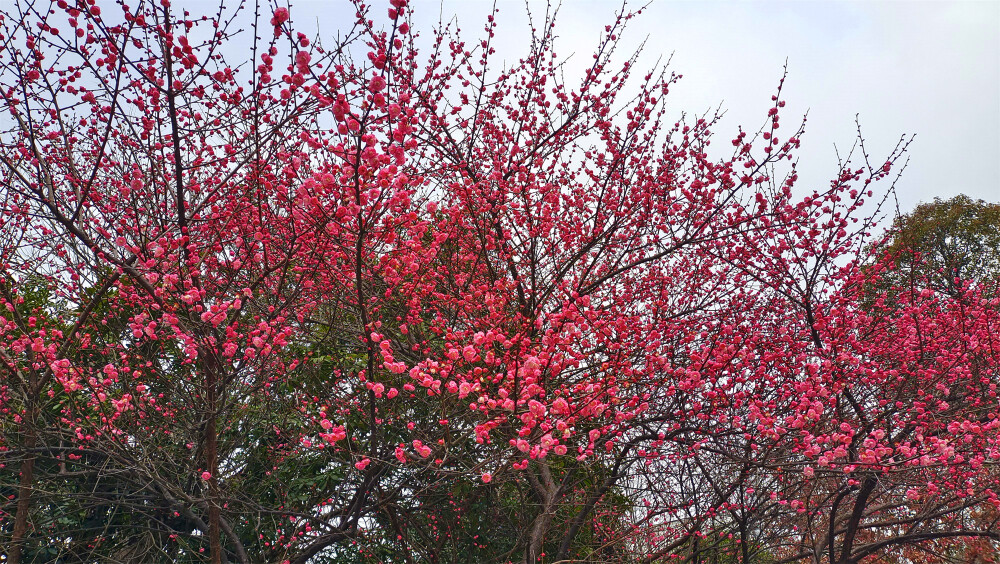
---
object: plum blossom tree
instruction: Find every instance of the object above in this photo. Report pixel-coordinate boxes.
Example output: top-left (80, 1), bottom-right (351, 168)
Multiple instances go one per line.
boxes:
top-left (0, 0), bottom-right (996, 563)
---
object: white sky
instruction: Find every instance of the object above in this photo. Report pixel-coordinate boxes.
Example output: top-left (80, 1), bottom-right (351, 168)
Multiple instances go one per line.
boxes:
top-left (6, 0), bottom-right (995, 212)
top-left (263, 0), bottom-right (1000, 214)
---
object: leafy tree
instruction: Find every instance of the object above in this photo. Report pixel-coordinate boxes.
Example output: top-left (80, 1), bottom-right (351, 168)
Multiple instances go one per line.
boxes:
top-left (879, 195), bottom-right (1000, 297)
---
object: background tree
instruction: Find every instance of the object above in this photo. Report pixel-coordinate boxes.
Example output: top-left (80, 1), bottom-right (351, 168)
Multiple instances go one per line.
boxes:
top-left (877, 195), bottom-right (1000, 297)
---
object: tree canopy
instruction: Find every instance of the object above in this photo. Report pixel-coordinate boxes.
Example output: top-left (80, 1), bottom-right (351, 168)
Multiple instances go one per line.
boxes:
top-left (880, 195), bottom-right (1000, 296)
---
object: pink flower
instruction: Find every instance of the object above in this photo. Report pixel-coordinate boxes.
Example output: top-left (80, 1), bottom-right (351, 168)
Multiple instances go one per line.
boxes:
top-left (295, 51), bottom-right (311, 73)
top-left (413, 439), bottom-right (432, 458)
top-left (551, 397), bottom-right (569, 415)
top-left (271, 7), bottom-right (289, 26)
top-left (481, 472), bottom-right (492, 483)
top-left (528, 399), bottom-right (546, 418)
top-left (355, 458), bottom-right (371, 470)
top-left (462, 345), bottom-right (477, 362)
top-left (201, 471), bottom-right (212, 481)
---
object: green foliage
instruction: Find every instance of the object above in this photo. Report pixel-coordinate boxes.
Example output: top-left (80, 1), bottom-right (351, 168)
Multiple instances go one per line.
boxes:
top-left (880, 195), bottom-right (1000, 296)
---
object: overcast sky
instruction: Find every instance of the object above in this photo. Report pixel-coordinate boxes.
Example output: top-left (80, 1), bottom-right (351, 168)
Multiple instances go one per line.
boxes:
top-left (297, 0), bottom-right (1000, 214)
